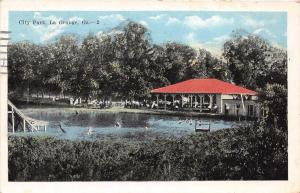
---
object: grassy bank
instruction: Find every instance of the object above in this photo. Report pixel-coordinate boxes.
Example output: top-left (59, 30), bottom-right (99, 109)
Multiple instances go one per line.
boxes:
top-left (8, 125), bottom-right (287, 181)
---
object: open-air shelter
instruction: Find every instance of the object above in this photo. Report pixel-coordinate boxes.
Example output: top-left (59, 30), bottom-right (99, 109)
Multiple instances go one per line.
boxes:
top-left (150, 78), bottom-right (259, 117)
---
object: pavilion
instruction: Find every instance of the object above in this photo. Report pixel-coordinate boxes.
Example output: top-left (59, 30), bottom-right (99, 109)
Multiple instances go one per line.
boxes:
top-left (150, 78), bottom-right (260, 117)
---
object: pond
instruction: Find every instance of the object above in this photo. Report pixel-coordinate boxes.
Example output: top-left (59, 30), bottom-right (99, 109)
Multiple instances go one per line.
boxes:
top-left (11, 109), bottom-right (239, 140)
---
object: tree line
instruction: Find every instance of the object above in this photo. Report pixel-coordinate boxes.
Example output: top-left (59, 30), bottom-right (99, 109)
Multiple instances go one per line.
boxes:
top-left (8, 21), bottom-right (287, 128)
top-left (8, 22), bottom-right (229, 101)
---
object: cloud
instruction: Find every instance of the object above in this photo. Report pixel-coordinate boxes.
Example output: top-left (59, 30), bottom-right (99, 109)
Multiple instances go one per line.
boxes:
top-left (97, 14), bottom-right (125, 22)
top-left (213, 34), bottom-right (230, 42)
top-left (149, 14), bottom-right (166, 20)
top-left (187, 33), bottom-right (231, 57)
top-left (31, 12), bottom-right (67, 42)
top-left (31, 13), bottom-right (85, 42)
top-left (166, 17), bottom-right (180, 25)
top-left (253, 28), bottom-right (277, 38)
top-left (189, 42), bottom-right (223, 57)
top-left (184, 15), bottom-right (234, 29)
top-left (183, 30), bottom-right (231, 56)
top-left (96, 14), bottom-right (126, 29)
top-left (69, 16), bottom-right (84, 22)
top-left (242, 17), bottom-right (277, 28)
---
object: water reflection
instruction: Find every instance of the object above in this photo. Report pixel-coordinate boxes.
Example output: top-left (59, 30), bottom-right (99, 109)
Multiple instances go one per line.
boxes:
top-left (12, 110), bottom-right (238, 140)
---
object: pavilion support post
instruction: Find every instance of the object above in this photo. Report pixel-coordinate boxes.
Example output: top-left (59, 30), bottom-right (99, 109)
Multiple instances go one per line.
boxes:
top-left (209, 94), bottom-right (213, 108)
top-left (219, 95), bottom-right (223, 114)
top-left (172, 95), bottom-right (175, 104)
top-left (156, 94), bottom-right (159, 107)
top-left (240, 94), bottom-right (245, 116)
top-left (192, 95), bottom-right (194, 108)
top-left (181, 95), bottom-right (184, 108)
top-left (197, 95), bottom-right (200, 111)
top-left (164, 94), bottom-right (167, 110)
top-left (192, 95), bottom-right (195, 108)
top-left (194, 95), bottom-right (197, 108)
top-left (190, 95), bottom-right (193, 108)
top-left (193, 96), bottom-right (195, 108)
top-left (199, 95), bottom-right (203, 112)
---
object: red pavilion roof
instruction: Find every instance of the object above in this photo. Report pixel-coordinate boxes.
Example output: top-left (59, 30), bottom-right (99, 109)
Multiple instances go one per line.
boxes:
top-left (151, 79), bottom-right (257, 95)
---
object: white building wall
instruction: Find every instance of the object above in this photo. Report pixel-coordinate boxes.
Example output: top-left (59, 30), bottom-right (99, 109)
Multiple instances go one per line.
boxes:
top-left (222, 98), bottom-right (260, 117)
top-left (216, 94), bottom-right (222, 114)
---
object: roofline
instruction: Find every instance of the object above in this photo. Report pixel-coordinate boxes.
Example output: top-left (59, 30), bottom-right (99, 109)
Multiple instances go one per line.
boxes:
top-left (150, 78), bottom-right (258, 95)
top-left (150, 91), bottom-right (257, 95)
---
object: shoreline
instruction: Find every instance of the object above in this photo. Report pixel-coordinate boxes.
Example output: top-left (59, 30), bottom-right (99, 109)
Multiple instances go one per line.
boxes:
top-left (20, 106), bottom-right (248, 121)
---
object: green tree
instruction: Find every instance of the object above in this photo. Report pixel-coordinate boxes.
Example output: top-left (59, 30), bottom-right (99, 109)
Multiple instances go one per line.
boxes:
top-left (223, 32), bottom-right (287, 90)
top-left (194, 48), bottom-right (231, 81)
top-left (163, 43), bottom-right (197, 84)
top-left (263, 48), bottom-right (287, 87)
top-left (145, 44), bottom-right (170, 90)
top-left (47, 35), bottom-right (80, 98)
top-left (223, 33), bottom-right (270, 89)
top-left (259, 83), bottom-right (287, 130)
top-left (8, 42), bottom-right (36, 101)
top-left (111, 21), bottom-right (153, 100)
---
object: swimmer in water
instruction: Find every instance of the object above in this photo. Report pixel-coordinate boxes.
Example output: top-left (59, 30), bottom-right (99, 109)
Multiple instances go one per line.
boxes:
top-left (115, 121), bottom-right (121, 128)
top-left (87, 127), bottom-right (92, 135)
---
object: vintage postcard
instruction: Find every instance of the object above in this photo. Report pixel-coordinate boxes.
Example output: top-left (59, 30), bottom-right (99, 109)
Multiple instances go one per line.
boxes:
top-left (0, 0), bottom-right (299, 193)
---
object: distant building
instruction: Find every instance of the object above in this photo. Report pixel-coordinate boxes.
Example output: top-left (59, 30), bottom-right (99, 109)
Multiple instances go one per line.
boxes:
top-left (150, 78), bottom-right (260, 118)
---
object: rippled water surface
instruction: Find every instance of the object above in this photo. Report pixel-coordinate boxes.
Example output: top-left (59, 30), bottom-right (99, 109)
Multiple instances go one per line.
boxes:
top-left (11, 109), bottom-right (238, 140)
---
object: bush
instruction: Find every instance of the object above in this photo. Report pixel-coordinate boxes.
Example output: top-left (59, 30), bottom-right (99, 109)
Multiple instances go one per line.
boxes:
top-left (8, 125), bottom-right (287, 181)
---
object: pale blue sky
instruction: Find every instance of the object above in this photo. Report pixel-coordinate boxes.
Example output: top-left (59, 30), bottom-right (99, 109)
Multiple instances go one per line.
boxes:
top-left (9, 11), bottom-right (287, 55)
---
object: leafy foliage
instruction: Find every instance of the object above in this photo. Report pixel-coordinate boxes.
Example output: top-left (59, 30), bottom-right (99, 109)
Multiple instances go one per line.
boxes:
top-left (8, 21), bottom-right (230, 101)
top-left (259, 84), bottom-right (287, 129)
top-left (223, 33), bottom-right (287, 89)
top-left (8, 125), bottom-right (287, 181)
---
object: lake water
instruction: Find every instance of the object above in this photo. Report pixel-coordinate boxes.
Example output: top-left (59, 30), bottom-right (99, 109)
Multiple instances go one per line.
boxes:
top-left (11, 110), bottom-right (239, 140)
